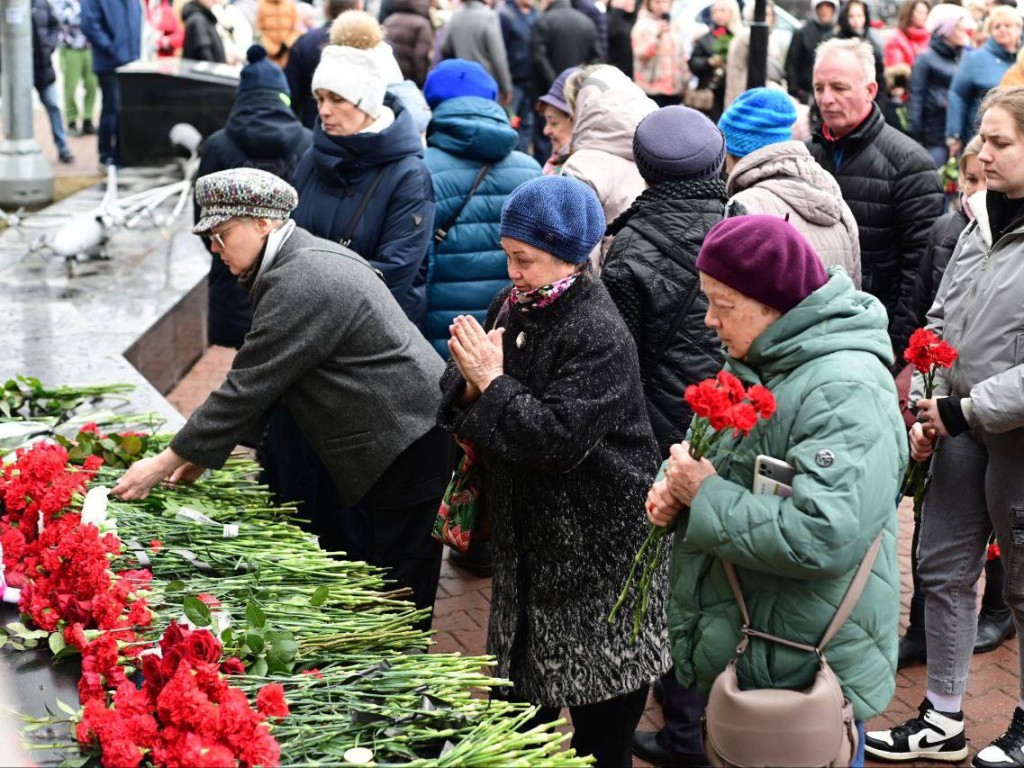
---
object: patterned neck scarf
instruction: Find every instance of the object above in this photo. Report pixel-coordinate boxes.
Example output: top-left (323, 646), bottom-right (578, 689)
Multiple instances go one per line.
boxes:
top-left (508, 273), bottom-right (579, 313)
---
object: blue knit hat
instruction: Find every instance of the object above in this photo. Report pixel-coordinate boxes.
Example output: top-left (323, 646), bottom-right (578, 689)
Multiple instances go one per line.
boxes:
top-left (238, 45), bottom-right (290, 96)
top-left (500, 176), bottom-right (605, 265)
top-left (718, 88), bottom-right (797, 158)
top-left (423, 59), bottom-right (498, 108)
top-left (633, 106), bottom-right (726, 184)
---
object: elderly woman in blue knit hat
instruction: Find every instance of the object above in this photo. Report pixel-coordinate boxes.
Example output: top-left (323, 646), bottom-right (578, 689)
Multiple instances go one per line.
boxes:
top-left (438, 175), bottom-right (670, 768)
top-left (719, 87), bottom-right (862, 288)
top-left (647, 215), bottom-right (906, 766)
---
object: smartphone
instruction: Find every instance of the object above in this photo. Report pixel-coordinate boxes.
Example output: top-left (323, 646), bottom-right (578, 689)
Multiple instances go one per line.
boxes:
top-left (752, 455), bottom-right (796, 498)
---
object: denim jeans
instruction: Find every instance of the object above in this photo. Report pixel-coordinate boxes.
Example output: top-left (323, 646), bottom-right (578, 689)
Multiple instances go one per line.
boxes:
top-left (510, 84), bottom-right (534, 155)
top-left (36, 83), bottom-right (70, 156)
top-left (917, 428), bottom-right (1024, 698)
top-left (96, 70), bottom-right (120, 164)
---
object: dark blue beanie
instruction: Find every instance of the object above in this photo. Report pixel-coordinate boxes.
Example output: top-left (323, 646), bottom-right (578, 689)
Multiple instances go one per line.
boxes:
top-left (238, 45), bottom-right (290, 96)
top-left (718, 88), bottom-right (797, 158)
top-left (500, 176), bottom-right (605, 265)
top-left (423, 59), bottom-right (498, 108)
top-left (633, 106), bottom-right (726, 184)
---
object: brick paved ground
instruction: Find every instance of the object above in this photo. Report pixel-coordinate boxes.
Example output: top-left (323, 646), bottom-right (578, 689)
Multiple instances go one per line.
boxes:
top-left (170, 345), bottom-right (1020, 767)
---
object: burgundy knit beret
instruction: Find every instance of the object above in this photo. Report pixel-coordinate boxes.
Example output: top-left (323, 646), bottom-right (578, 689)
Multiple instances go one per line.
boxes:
top-left (696, 215), bottom-right (829, 312)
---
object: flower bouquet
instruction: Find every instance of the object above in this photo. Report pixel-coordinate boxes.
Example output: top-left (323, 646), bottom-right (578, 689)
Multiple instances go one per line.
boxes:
top-left (609, 371), bottom-right (775, 642)
top-left (902, 328), bottom-right (958, 517)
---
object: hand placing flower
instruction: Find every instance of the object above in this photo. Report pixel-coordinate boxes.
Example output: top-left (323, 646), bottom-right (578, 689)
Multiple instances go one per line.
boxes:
top-left (111, 447), bottom-right (197, 500)
top-left (664, 441), bottom-right (717, 508)
top-left (448, 315), bottom-right (505, 394)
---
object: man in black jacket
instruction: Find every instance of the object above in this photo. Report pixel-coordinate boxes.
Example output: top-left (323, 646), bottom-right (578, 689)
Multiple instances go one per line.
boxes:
top-left (785, 0), bottom-right (835, 104)
top-left (807, 38), bottom-right (942, 360)
top-left (530, 0), bottom-right (600, 161)
top-left (182, 0), bottom-right (226, 62)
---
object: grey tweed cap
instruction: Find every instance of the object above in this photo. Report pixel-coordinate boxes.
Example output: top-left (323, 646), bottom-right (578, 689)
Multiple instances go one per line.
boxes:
top-left (193, 168), bottom-right (299, 234)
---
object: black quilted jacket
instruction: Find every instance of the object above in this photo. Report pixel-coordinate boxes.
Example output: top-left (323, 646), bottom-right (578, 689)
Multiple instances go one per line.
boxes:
top-left (808, 105), bottom-right (944, 358)
top-left (601, 180), bottom-right (727, 458)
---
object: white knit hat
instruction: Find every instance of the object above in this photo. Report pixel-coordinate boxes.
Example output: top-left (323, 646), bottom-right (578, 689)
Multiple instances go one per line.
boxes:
top-left (311, 45), bottom-right (386, 119)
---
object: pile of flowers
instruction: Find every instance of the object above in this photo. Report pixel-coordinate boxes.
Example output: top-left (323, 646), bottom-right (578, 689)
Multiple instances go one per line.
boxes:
top-left (76, 622), bottom-right (287, 768)
top-left (0, 381), bottom-right (594, 768)
top-left (1, 442), bottom-right (102, 587)
top-left (610, 371), bottom-right (776, 641)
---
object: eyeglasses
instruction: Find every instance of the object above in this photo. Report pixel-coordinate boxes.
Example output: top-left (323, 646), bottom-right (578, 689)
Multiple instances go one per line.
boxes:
top-left (203, 223), bottom-right (238, 249)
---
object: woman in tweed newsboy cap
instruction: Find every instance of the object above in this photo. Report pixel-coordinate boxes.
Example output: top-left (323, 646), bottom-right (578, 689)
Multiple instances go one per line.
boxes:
top-left (114, 168), bottom-right (453, 632)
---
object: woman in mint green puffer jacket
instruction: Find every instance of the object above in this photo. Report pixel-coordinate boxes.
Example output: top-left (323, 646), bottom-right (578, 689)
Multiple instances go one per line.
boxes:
top-left (656, 217), bottom-right (908, 723)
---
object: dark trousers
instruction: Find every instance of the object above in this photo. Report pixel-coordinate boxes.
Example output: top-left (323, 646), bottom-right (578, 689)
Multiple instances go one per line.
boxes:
top-left (658, 670), bottom-right (706, 755)
top-left (516, 687), bottom-right (650, 768)
top-left (260, 407), bottom-right (451, 631)
top-left (96, 70), bottom-right (120, 164)
top-left (650, 93), bottom-right (682, 108)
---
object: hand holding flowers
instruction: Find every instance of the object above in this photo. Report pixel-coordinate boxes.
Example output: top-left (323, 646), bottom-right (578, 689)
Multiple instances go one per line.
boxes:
top-left (901, 329), bottom-right (959, 515)
top-left (611, 371), bottom-right (776, 642)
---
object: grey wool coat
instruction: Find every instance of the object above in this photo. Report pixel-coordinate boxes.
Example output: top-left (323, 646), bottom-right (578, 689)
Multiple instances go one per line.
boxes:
top-left (438, 276), bottom-right (672, 707)
top-left (173, 226), bottom-right (445, 506)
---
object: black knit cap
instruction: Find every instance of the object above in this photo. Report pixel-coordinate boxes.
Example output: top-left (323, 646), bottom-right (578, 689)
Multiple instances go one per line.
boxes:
top-left (632, 106), bottom-right (727, 185)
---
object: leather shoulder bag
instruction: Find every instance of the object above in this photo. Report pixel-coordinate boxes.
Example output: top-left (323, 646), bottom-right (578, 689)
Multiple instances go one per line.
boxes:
top-left (703, 532), bottom-right (882, 768)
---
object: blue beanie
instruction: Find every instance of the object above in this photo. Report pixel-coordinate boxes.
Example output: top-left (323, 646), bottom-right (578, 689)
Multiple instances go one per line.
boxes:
top-left (238, 45), bottom-right (290, 96)
top-left (423, 59), bottom-right (498, 108)
top-left (718, 88), bottom-right (797, 158)
top-left (633, 106), bottom-right (726, 184)
top-left (500, 176), bottom-right (605, 265)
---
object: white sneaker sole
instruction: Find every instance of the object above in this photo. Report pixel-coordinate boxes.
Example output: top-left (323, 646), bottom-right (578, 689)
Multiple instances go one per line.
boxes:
top-left (864, 744), bottom-right (970, 762)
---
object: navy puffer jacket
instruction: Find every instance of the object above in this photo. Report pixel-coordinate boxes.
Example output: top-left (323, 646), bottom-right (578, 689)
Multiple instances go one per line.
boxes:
top-left (292, 94), bottom-right (435, 329)
top-left (424, 96), bottom-right (541, 357)
top-left (908, 35), bottom-right (961, 147)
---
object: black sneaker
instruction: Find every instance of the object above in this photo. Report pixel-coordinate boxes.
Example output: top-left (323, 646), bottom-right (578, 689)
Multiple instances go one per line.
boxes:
top-left (82, 120), bottom-right (96, 135)
top-left (974, 708), bottom-right (1024, 768)
top-left (864, 699), bottom-right (968, 762)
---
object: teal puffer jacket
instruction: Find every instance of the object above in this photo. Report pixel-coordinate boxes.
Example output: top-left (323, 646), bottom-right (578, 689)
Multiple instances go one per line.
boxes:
top-left (424, 96), bottom-right (541, 357)
top-left (666, 270), bottom-right (907, 720)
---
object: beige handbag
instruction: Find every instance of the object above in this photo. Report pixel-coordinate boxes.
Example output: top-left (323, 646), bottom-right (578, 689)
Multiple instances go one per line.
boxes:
top-left (702, 533), bottom-right (882, 768)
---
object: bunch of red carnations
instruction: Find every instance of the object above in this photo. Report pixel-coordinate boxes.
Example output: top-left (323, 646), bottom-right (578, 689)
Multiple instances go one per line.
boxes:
top-left (17, 510), bottom-right (154, 633)
top-left (902, 328), bottom-right (959, 516)
top-left (609, 371), bottom-right (776, 642)
top-left (75, 621), bottom-right (288, 768)
top-left (0, 442), bottom-right (102, 586)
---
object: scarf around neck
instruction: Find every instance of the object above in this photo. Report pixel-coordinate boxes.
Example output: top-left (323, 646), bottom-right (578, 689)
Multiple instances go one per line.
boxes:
top-left (508, 273), bottom-right (579, 312)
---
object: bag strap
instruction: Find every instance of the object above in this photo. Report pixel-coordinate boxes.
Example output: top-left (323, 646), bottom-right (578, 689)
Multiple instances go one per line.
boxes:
top-left (340, 168), bottom-right (386, 248)
top-left (434, 164), bottom-right (491, 244)
top-left (723, 531), bottom-right (883, 656)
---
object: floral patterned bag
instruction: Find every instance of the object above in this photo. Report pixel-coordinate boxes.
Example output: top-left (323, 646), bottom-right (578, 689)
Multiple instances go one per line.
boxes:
top-left (432, 440), bottom-right (483, 553)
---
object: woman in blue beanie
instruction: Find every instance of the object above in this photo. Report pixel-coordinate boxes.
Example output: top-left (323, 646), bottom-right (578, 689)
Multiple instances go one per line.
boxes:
top-left (438, 175), bottom-right (670, 768)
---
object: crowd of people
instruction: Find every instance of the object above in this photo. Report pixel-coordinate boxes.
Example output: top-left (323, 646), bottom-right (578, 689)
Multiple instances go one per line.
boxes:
top-left (24, 0), bottom-right (1024, 765)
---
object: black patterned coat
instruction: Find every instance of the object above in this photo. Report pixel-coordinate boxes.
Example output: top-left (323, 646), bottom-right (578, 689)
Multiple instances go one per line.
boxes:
top-left (438, 276), bottom-right (671, 707)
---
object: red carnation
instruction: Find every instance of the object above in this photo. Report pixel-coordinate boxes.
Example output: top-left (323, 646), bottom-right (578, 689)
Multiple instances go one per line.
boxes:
top-left (747, 385), bottom-right (776, 419)
top-left (729, 402), bottom-right (759, 436)
top-left (256, 683), bottom-right (290, 719)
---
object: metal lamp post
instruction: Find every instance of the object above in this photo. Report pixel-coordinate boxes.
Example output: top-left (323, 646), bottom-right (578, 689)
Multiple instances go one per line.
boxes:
top-left (746, 0), bottom-right (769, 91)
top-left (0, 0), bottom-right (54, 206)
